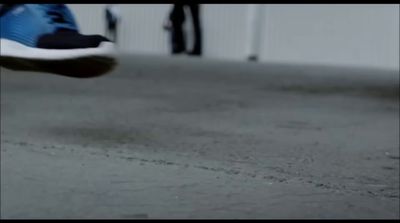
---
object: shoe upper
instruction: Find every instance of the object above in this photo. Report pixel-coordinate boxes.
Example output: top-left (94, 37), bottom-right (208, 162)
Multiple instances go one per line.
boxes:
top-left (0, 4), bottom-right (111, 49)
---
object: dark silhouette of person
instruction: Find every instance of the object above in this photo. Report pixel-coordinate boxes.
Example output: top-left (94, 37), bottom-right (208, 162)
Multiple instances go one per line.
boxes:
top-left (105, 4), bottom-right (120, 43)
top-left (166, 4), bottom-right (202, 56)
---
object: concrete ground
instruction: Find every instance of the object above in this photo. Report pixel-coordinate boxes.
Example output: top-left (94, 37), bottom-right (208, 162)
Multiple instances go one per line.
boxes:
top-left (1, 55), bottom-right (399, 219)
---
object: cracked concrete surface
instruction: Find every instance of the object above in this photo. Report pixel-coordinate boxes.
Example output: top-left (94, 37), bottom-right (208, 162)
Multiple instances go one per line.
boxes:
top-left (1, 55), bottom-right (399, 219)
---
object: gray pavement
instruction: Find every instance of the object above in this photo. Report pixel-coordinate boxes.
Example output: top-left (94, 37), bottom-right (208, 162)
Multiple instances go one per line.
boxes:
top-left (1, 55), bottom-right (399, 219)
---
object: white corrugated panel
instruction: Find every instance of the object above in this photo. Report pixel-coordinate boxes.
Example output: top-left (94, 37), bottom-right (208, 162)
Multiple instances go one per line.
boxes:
top-left (119, 4), bottom-right (170, 55)
top-left (68, 4), bottom-right (399, 70)
top-left (258, 4), bottom-right (400, 70)
top-left (202, 4), bottom-right (249, 60)
top-left (68, 4), bottom-right (105, 35)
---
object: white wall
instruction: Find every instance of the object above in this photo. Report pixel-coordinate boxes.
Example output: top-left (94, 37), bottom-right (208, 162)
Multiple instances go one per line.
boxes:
top-left (259, 4), bottom-right (400, 70)
top-left (68, 4), bottom-right (104, 36)
top-left (68, 4), bottom-right (399, 70)
top-left (202, 4), bottom-right (249, 60)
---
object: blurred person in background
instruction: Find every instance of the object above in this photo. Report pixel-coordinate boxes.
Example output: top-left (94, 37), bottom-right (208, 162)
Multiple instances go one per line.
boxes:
top-left (164, 4), bottom-right (202, 56)
top-left (105, 4), bottom-right (120, 44)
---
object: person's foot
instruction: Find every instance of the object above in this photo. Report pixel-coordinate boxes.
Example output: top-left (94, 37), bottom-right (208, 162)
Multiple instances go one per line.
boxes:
top-left (172, 46), bottom-right (186, 55)
top-left (187, 51), bottom-right (202, 57)
top-left (0, 4), bottom-right (117, 78)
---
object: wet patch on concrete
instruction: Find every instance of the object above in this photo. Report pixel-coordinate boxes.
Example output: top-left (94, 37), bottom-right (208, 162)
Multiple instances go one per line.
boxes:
top-left (386, 155), bottom-right (400, 160)
top-left (275, 120), bottom-right (323, 131)
top-left (45, 125), bottom-right (160, 148)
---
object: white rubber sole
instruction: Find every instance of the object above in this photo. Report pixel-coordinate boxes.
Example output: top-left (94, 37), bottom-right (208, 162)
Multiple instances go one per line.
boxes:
top-left (0, 39), bottom-right (118, 78)
top-left (0, 39), bottom-right (116, 60)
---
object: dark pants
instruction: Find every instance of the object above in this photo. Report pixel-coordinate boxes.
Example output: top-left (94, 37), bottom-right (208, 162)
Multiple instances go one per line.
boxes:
top-left (106, 22), bottom-right (117, 43)
top-left (169, 4), bottom-right (202, 56)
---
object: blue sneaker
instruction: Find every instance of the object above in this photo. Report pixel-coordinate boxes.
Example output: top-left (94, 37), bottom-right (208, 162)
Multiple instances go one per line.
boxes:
top-left (0, 4), bottom-right (117, 78)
